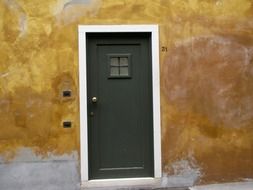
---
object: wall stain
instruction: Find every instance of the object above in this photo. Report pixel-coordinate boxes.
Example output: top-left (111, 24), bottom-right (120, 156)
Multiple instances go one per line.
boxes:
top-left (162, 36), bottom-right (253, 183)
top-left (0, 0), bottom-right (253, 184)
top-left (0, 86), bottom-right (78, 160)
top-left (163, 36), bottom-right (253, 128)
top-left (52, 72), bottom-right (77, 103)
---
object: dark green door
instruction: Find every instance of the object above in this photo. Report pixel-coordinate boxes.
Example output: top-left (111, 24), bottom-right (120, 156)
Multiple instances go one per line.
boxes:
top-left (87, 33), bottom-right (154, 179)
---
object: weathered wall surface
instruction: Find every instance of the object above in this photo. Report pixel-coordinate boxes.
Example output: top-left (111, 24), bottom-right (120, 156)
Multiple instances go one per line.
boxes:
top-left (0, 148), bottom-right (80, 190)
top-left (0, 0), bottom-right (253, 188)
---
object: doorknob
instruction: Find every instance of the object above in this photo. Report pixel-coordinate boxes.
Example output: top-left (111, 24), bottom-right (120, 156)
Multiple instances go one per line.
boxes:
top-left (92, 97), bottom-right (98, 103)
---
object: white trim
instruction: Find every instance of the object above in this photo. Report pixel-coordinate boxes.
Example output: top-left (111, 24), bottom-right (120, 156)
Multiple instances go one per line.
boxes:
top-left (82, 178), bottom-right (161, 189)
top-left (78, 25), bottom-right (161, 186)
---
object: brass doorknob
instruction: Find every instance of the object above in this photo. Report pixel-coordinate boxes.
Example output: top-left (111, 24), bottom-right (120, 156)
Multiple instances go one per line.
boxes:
top-left (92, 97), bottom-right (98, 103)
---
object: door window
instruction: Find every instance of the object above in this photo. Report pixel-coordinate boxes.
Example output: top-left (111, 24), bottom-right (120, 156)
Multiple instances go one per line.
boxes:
top-left (108, 54), bottom-right (131, 78)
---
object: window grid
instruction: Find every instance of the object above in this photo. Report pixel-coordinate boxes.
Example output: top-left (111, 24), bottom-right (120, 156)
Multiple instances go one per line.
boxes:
top-left (109, 56), bottom-right (129, 77)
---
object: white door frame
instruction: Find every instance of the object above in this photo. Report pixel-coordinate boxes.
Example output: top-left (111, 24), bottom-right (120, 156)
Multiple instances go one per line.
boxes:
top-left (78, 25), bottom-right (161, 187)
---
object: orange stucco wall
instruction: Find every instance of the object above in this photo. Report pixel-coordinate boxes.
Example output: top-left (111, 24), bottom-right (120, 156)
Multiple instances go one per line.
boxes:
top-left (0, 0), bottom-right (253, 184)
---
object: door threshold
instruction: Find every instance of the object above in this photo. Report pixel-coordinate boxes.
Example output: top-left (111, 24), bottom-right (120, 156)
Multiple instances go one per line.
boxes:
top-left (81, 177), bottom-right (161, 188)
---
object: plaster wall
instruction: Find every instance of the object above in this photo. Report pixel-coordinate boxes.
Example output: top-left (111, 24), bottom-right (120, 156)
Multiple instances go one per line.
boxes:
top-left (0, 0), bottom-right (253, 188)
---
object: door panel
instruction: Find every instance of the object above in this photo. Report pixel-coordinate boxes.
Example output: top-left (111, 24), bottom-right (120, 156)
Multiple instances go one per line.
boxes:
top-left (87, 33), bottom-right (154, 179)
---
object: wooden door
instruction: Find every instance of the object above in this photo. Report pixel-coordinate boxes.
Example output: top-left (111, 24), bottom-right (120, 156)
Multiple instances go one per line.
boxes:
top-left (87, 33), bottom-right (154, 179)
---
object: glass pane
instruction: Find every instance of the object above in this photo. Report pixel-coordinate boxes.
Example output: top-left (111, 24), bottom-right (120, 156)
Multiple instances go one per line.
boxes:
top-left (119, 67), bottom-right (129, 76)
top-left (110, 67), bottom-right (119, 76)
top-left (110, 57), bottom-right (119, 66)
top-left (119, 57), bottom-right (128, 66)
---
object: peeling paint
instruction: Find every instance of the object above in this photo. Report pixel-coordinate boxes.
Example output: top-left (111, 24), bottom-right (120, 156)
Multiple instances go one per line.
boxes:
top-left (0, 0), bottom-right (253, 186)
top-left (0, 148), bottom-right (78, 163)
top-left (162, 40), bottom-right (253, 180)
top-left (54, 0), bottom-right (101, 24)
top-left (63, 0), bottom-right (92, 9)
top-left (18, 14), bottom-right (27, 37)
top-left (0, 86), bottom-right (78, 161)
top-left (170, 160), bottom-right (201, 178)
top-left (3, 0), bottom-right (27, 38)
top-left (163, 36), bottom-right (253, 128)
top-left (162, 158), bottom-right (202, 187)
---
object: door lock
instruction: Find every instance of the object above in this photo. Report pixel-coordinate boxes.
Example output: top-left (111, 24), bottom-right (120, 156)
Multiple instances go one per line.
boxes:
top-left (92, 97), bottom-right (98, 103)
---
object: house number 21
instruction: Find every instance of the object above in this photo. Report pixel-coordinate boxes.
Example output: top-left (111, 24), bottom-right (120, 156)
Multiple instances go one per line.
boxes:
top-left (161, 46), bottom-right (168, 52)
